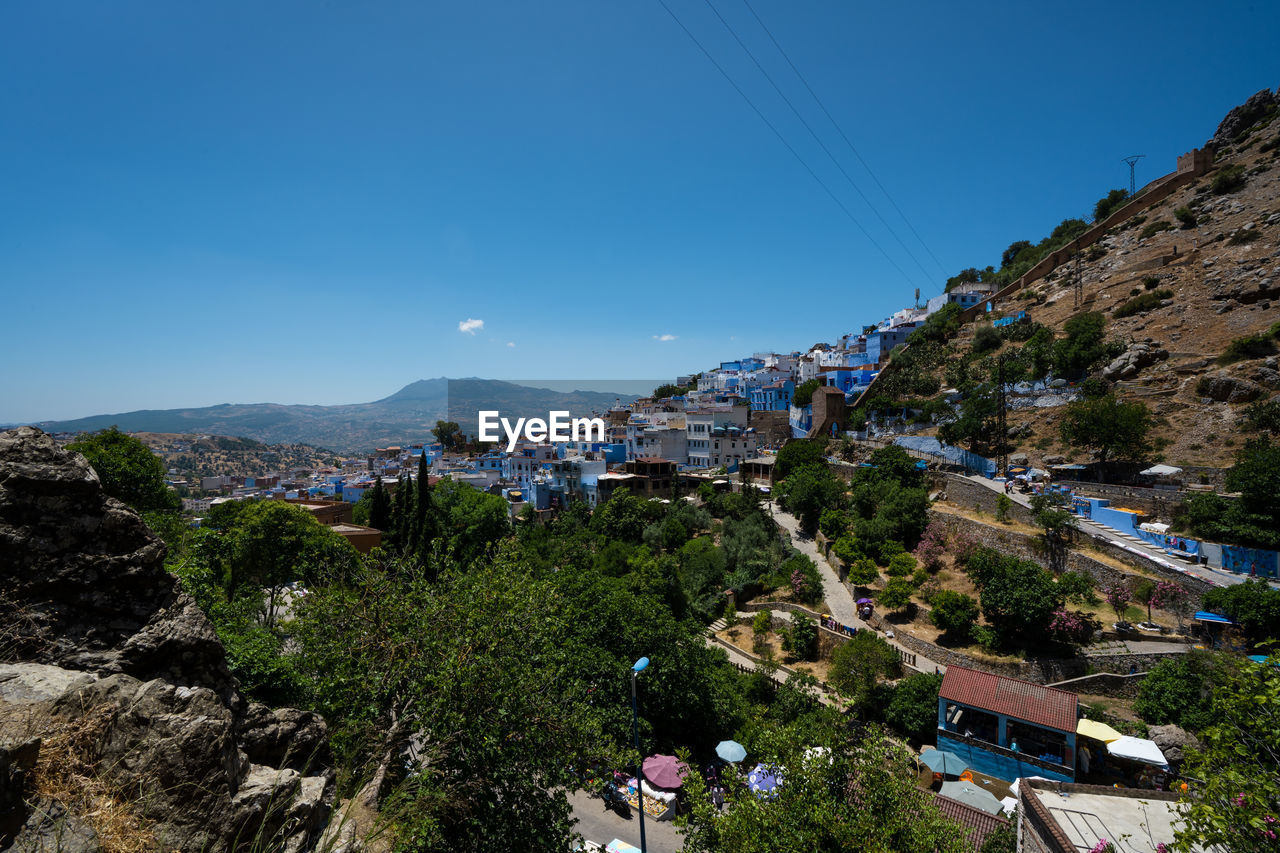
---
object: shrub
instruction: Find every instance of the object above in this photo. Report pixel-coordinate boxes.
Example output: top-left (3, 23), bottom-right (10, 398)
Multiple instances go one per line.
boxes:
top-left (832, 534), bottom-right (862, 566)
top-left (1086, 244), bottom-right (1107, 262)
top-left (1139, 220), bottom-right (1174, 239)
top-left (1219, 332), bottom-right (1278, 364)
top-left (879, 578), bottom-right (916, 612)
top-left (995, 493), bottom-right (1012, 522)
top-left (1211, 164), bottom-right (1247, 195)
top-left (819, 508), bottom-right (848, 539)
top-left (1093, 188), bottom-right (1130, 222)
top-left (785, 611), bottom-right (819, 661)
top-left (848, 557), bottom-right (880, 587)
top-left (752, 610), bottom-right (772, 636)
top-left (1142, 275), bottom-right (1162, 290)
top-left (1113, 289), bottom-right (1173, 318)
top-left (1227, 228), bottom-right (1261, 245)
top-left (972, 325), bottom-right (1003, 355)
top-left (886, 553), bottom-right (917, 577)
top-left (929, 590), bottom-right (979, 639)
top-left (1173, 207), bottom-right (1198, 229)
top-left (1048, 608), bottom-right (1093, 645)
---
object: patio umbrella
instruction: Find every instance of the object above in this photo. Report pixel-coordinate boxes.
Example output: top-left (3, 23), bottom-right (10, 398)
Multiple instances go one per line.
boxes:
top-left (1076, 719), bottom-right (1123, 743)
top-left (747, 762), bottom-right (783, 798)
top-left (1106, 736), bottom-right (1168, 767)
top-left (606, 841), bottom-right (642, 853)
top-left (856, 598), bottom-right (873, 604)
top-left (939, 781), bottom-right (1003, 816)
top-left (920, 750), bottom-right (969, 776)
top-left (642, 754), bottom-right (689, 789)
top-left (715, 740), bottom-right (747, 763)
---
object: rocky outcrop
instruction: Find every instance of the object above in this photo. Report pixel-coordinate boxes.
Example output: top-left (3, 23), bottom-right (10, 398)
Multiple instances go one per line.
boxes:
top-left (1148, 724), bottom-right (1200, 765)
top-left (1211, 87), bottom-right (1279, 146)
top-left (1196, 372), bottom-right (1264, 403)
top-left (1101, 341), bottom-right (1169, 381)
top-left (0, 428), bottom-right (334, 851)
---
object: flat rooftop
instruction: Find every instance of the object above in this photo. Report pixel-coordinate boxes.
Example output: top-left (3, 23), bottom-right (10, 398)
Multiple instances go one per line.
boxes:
top-left (1028, 784), bottom-right (1192, 852)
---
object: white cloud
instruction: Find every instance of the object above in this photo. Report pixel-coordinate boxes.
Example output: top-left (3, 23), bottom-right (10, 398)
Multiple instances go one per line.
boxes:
top-left (652, 333), bottom-right (677, 342)
top-left (506, 341), bottom-right (515, 348)
top-left (458, 318), bottom-right (484, 335)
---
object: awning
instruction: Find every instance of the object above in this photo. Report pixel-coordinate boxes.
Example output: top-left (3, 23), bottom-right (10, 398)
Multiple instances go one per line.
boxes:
top-left (1194, 611), bottom-right (1234, 625)
top-left (1076, 719), bottom-right (1123, 742)
top-left (1140, 464), bottom-right (1183, 476)
top-left (1051, 463), bottom-right (1089, 470)
top-left (1139, 522), bottom-right (1170, 534)
top-left (1106, 735), bottom-right (1168, 767)
top-left (606, 841), bottom-right (642, 853)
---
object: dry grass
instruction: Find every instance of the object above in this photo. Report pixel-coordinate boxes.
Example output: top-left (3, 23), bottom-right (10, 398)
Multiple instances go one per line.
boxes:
top-left (716, 626), bottom-right (835, 683)
top-left (27, 711), bottom-right (159, 853)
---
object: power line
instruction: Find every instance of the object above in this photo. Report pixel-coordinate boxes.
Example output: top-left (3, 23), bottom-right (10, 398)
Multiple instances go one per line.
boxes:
top-left (701, 0), bottom-right (934, 292)
top-left (739, 0), bottom-right (951, 284)
top-left (654, 0), bottom-right (919, 288)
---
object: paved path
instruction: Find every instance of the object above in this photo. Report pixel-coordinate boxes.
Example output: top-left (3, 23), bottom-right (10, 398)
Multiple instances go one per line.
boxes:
top-left (764, 501), bottom-right (945, 675)
top-left (962, 475), bottom-right (1275, 589)
top-left (569, 788), bottom-right (683, 853)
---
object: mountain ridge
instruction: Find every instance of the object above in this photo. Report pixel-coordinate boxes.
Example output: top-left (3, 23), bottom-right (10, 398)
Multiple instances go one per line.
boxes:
top-left (34, 378), bottom-right (639, 454)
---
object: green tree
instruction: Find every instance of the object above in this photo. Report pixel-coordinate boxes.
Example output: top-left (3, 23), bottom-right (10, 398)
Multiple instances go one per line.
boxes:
top-left (1134, 652), bottom-right (1223, 732)
top-left (1202, 580), bottom-right (1280, 646)
top-left (368, 476), bottom-right (391, 531)
top-left (1029, 492), bottom-right (1076, 572)
top-left (1053, 311), bottom-right (1111, 378)
top-left (886, 553), bottom-right (917, 577)
top-left (677, 733), bottom-right (969, 852)
top-left (885, 672), bottom-right (944, 742)
top-left (776, 464), bottom-right (842, 536)
top-left (1172, 652), bottom-right (1280, 853)
top-left (848, 557), bottom-right (880, 588)
top-left (1059, 394), bottom-right (1152, 482)
top-left (879, 578), bottom-right (916, 613)
top-left (828, 631), bottom-right (902, 705)
top-left (775, 439), bottom-right (826, 479)
top-left (791, 379), bottom-right (823, 409)
top-left (431, 419), bottom-right (464, 450)
top-left (786, 611), bottom-right (819, 661)
top-left (971, 551), bottom-right (1063, 646)
top-left (1093, 188), bottom-right (1130, 222)
top-left (67, 426), bottom-right (180, 513)
top-left (929, 590), bottom-right (979, 641)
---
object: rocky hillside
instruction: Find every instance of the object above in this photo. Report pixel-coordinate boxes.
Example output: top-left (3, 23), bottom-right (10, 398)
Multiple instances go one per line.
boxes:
top-left (888, 87), bottom-right (1280, 472)
top-left (0, 427), bottom-right (333, 852)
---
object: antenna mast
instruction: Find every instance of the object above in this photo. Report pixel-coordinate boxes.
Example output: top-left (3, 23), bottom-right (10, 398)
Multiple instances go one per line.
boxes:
top-left (1122, 155), bottom-right (1145, 196)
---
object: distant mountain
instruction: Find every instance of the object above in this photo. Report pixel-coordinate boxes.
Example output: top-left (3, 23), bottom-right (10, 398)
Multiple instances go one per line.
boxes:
top-left (36, 379), bottom-right (639, 453)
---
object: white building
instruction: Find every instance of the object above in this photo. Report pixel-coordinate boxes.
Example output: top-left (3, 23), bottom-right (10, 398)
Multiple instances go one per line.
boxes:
top-left (686, 407), bottom-right (756, 469)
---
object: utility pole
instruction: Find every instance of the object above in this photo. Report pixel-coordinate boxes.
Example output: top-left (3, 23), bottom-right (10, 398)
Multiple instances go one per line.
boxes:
top-left (1122, 155), bottom-right (1145, 196)
top-left (995, 354), bottom-right (1008, 477)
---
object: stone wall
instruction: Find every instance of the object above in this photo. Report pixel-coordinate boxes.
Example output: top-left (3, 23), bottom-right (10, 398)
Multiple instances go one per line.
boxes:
top-left (931, 474), bottom-right (1213, 599)
top-left (1047, 671), bottom-right (1148, 699)
top-left (934, 473), bottom-right (1035, 525)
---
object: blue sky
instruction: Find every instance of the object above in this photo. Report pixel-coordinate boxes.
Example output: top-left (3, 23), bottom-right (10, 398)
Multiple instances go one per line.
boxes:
top-left (2, 1), bottom-right (1277, 422)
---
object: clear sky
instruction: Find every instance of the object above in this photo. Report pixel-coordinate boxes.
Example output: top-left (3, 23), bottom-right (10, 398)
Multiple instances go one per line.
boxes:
top-left (2, 1), bottom-right (1277, 422)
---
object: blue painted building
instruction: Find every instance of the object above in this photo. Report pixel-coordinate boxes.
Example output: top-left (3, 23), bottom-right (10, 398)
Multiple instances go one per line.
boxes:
top-left (750, 380), bottom-right (794, 412)
top-left (865, 325), bottom-right (916, 365)
top-left (936, 666), bottom-right (1077, 783)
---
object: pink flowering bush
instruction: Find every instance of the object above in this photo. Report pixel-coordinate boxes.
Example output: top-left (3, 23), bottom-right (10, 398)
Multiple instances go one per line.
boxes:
top-left (913, 519), bottom-right (947, 572)
top-left (1049, 608), bottom-right (1094, 644)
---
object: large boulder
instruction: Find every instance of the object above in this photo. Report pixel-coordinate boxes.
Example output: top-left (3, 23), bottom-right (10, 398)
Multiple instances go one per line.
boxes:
top-left (0, 429), bottom-right (335, 851)
top-left (1147, 724), bottom-right (1201, 765)
top-left (1197, 373), bottom-right (1264, 403)
top-left (1101, 342), bottom-right (1169, 381)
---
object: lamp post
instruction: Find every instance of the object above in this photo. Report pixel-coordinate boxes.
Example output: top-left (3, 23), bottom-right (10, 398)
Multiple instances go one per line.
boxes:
top-left (630, 656), bottom-right (650, 853)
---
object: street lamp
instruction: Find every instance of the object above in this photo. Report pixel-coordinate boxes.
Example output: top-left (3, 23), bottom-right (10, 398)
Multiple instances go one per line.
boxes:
top-left (631, 656), bottom-right (650, 853)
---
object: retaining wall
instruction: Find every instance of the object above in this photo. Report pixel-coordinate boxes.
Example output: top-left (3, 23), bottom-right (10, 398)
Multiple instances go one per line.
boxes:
top-left (1047, 671), bottom-right (1148, 699)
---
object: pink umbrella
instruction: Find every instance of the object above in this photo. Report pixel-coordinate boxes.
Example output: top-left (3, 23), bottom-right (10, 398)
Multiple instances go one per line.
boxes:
top-left (642, 754), bottom-right (690, 789)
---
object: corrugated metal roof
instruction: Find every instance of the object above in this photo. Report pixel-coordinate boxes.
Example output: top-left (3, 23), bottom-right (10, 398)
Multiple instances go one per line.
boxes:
top-left (940, 666), bottom-right (1077, 732)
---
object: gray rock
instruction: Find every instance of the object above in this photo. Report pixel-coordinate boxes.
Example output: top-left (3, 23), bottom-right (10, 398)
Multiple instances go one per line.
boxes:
top-left (1198, 373), bottom-right (1265, 403)
top-left (1010, 453), bottom-right (1030, 466)
top-left (1043, 455), bottom-right (1066, 466)
top-left (0, 428), bottom-right (335, 853)
top-left (1148, 724), bottom-right (1200, 764)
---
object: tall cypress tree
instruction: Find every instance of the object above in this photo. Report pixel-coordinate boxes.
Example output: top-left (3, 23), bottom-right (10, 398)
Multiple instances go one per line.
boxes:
top-left (390, 473), bottom-right (413, 552)
top-left (413, 451), bottom-right (436, 557)
top-left (368, 476), bottom-right (391, 532)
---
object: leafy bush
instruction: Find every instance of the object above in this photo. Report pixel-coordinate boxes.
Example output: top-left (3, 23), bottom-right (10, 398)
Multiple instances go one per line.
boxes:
top-left (1093, 188), bottom-right (1130, 222)
top-left (1113, 288), bottom-right (1173, 318)
top-left (971, 325), bottom-right (1003, 355)
top-left (847, 557), bottom-right (880, 587)
top-left (1211, 164), bottom-right (1247, 195)
top-left (1218, 331), bottom-right (1279, 364)
top-left (1139, 220), bottom-right (1174, 239)
top-left (819, 508), bottom-right (848, 539)
top-left (929, 590), bottom-right (979, 640)
top-left (1228, 228), bottom-right (1261, 245)
top-left (886, 553), bottom-right (917, 577)
top-left (1174, 207), bottom-right (1198, 229)
top-left (879, 578), bottom-right (916, 612)
top-left (791, 378), bottom-right (823, 408)
top-left (785, 611), bottom-right (819, 661)
top-left (1134, 652), bottom-right (1221, 731)
top-left (884, 672), bottom-right (944, 742)
top-left (1142, 275), bottom-right (1162, 290)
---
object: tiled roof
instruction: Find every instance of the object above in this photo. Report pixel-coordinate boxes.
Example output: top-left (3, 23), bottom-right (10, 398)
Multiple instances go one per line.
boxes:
top-left (939, 666), bottom-right (1077, 732)
top-left (933, 794), bottom-right (1010, 851)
